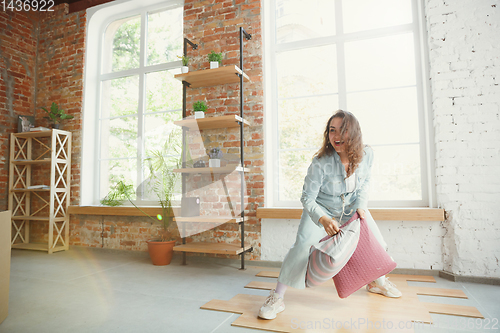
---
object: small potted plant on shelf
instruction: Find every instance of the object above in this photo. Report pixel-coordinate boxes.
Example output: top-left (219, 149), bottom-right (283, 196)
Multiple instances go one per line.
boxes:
top-left (178, 55), bottom-right (190, 73)
top-left (100, 130), bottom-right (182, 266)
top-left (193, 100), bottom-right (207, 119)
top-left (40, 102), bottom-right (74, 129)
top-left (208, 147), bottom-right (223, 168)
top-left (207, 50), bottom-right (223, 69)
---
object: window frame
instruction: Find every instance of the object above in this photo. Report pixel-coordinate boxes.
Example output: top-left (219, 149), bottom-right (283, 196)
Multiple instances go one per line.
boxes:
top-left (263, 0), bottom-right (436, 208)
top-left (81, 0), bottom-right (184, 206)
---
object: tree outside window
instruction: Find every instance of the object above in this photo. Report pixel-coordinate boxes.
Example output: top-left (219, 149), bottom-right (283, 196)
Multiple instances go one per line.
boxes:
top-left (99, 6), bottom-right (183, 203)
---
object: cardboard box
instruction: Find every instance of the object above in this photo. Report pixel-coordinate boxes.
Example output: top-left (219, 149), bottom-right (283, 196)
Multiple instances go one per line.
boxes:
top-left (0, 211), bottom-right (11, 324)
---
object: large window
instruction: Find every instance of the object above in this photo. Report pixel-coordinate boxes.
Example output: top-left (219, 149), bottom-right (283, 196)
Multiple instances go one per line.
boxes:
top-left (97, 5), bottom-right (183, 203)
top-left (266, 0), bottom-right (433, 207)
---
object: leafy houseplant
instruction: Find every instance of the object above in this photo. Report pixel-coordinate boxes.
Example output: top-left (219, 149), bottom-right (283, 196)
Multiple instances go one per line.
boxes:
top-left (100, 182), bottom-right (135, 206)
top-left (193, 100), bottom-right (207, 119)
top-left (178, 55), bottom-right (190, 73)
top-left (100, 130), bottom-right (182, 265)
top-left (207, 51), bottom-right (223, 69)
top-left (40, 102), bottom-right (74, 129)
top-left (208, 147), bottom-right (223, 168)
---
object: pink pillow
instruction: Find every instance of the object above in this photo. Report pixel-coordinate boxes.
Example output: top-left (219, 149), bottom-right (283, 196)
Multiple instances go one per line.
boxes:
top-left (333, 212), bottom-right (397, 298)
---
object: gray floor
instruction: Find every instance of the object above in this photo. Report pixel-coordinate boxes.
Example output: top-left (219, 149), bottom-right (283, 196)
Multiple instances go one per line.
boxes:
top-left (1, 247), bottom-right (499, 333)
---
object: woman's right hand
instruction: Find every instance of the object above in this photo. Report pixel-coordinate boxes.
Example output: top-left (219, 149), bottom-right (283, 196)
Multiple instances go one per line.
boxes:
top-left (319, 216), bottom-right (340, 236)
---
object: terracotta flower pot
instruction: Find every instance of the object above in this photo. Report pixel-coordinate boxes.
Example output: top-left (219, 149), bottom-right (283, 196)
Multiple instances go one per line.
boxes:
top-left (147, 240), bottom-right (176, 266)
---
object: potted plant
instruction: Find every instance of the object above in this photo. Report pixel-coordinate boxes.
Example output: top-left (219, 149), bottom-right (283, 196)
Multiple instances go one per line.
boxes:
top-left (208, 147), bottom-right (223, 168)
top-left (193, 100), bottom-right (207, 119)
top-left (178, 55), bottom-right (189, 73)
top-left (40, 102), bottom-right (74, 129)
top-left (207, 51), bottom-right (223, 69)
top-left (101, 130), bottom-right (182, 265)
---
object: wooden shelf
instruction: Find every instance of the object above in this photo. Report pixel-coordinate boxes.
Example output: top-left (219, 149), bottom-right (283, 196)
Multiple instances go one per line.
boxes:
top-left (11, 188), bottom-right (69, 193)
top-left (174, 216), bottom-right (247, 224)
top-left (9, 130), bottom-right (72, 254)
top-left (174, 114), bottom-right (249, 130)
top-left (173, 165), bottom-right (251, 174)
top-left (11, 242), bottom-right (67, 253)
top-left (12, 130), bottom-right (62, 138)
top-left (12, 216), bottom-right (66, 222)
top-left (12, 159), bottom-right (51, 165)
top-left (176, 35), bottom-right (252, 267)
top-left (174, 65), bottom-right (251, 88)
top-left (173, 242), bottom-right (252, 255)
top-left (11, 188), bottom-right (50, 192)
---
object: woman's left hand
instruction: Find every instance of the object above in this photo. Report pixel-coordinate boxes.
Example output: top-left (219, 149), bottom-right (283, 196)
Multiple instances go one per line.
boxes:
top-left (357, 208), bottom-right (366, 219)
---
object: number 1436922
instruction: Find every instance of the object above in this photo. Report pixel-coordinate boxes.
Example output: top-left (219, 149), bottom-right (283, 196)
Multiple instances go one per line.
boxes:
top-left (2, 0), bottom-right (54, 12)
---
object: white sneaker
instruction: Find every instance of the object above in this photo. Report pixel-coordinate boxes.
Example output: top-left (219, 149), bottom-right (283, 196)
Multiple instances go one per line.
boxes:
top-left (258, 289), bottom-right (285, 320)
top-left (366, 278), bottom-right (402, 298)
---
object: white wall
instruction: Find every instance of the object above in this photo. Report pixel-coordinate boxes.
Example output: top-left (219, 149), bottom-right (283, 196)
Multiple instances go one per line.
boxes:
top-left (261, 0), bottom-right (500, 278)
top-left (427, 0), bottom-right (500, 278)
top-left (261, 219), bottom-right (445, 272)
top-left (261, 219), bottom-right (301, 262)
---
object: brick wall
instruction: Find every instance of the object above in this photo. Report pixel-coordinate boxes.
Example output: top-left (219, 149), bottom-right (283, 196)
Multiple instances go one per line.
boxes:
top-left (71, 214), bottom-right (178, 251)
top-left (1, 5), bottom-right (85, 244)
top-left (0, 11), bottom-right (38, 211)
top-left (31, 5), bottom-right (86, 244)
top-left (426, 0), bottom-right (500, 277)
top-left (36, 5), bottom-right (85, 207)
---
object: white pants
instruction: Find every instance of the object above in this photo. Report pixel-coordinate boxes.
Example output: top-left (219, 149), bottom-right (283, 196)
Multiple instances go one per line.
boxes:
top-left (277, 209), bottom-right (387, 289)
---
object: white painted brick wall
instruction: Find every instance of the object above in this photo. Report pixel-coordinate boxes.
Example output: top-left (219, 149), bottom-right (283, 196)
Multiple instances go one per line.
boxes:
top-left (262, 218), bottom-right (445, 271)
top-left (426, 0), bottom-right (500, 278)
top-left (261, 219), bottom-right (301, 261)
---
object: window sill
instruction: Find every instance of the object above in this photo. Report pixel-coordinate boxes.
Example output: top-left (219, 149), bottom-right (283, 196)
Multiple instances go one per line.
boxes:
top-left (68, 206), bottom-right (179, 217)
top-left (256, 207), bottom-right (445, 221)
top-left (69, 206), bottom-right (445, 221)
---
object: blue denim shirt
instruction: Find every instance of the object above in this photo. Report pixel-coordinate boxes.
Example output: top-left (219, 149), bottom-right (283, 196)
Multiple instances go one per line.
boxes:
top-left (300, 146), bottom-right (373, 226)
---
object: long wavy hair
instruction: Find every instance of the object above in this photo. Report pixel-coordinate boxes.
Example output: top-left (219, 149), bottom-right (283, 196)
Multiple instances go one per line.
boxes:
top-left (314, 110), bottom-right (364, 178)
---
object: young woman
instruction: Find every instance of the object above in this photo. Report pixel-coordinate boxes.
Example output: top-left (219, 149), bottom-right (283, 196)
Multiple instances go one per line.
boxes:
top-left (258, 110), bottom-right (401, 320)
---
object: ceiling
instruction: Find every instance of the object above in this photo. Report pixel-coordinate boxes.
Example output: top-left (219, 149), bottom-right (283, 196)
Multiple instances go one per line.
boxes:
top-left (54, 0), bottom-right (117, 13)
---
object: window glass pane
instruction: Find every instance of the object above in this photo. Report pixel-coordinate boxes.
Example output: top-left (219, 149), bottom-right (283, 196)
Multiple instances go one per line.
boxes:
top-left (100, 159), bottom-right (137, 201)
top-left (108, 16), bottom-right (141, 72)
top-left (100, 117), bottom-right (138, 159)
top-left (343, 0), bottom-right (413, 34)
top-left (141, 125), bottom-right (182, 202)
top-left (347, 87), bottom-right (420, 145)
top-left (144, 112), bottom-right (182, 153)
top-left (277, 45), bottom-right (337, 98)
top-left (101, 76), bottom-right (139, 118)
top-left (276, 0), bottom-right (335, 43)
top-left (279, 95), bottom-right (339, 150)
top-left (278, 150), bottom-right (316, 201)
top-left (147, 8), bottom-right (183, 65)
top-left (345, 33), bottom-right (416, 92)
top-left (146, 70), bottom-right (182, 113)
top-left (370, 144), bottom-right (422, 201)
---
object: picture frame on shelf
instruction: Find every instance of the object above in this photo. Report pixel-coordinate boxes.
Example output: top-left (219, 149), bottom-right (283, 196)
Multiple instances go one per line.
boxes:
top-left (17, 115), bottom-right (35, 133)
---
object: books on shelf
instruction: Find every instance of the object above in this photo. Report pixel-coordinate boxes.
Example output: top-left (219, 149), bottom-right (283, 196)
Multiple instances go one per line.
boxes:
top-left (30, 127), bottom-right (50, 132)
